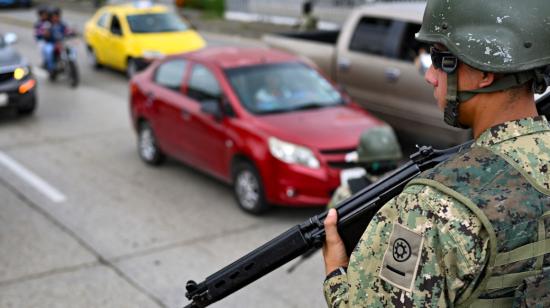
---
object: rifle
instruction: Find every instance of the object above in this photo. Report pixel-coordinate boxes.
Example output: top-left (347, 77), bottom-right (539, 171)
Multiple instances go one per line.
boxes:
top-left (184, 93), bottom-right (550, 308)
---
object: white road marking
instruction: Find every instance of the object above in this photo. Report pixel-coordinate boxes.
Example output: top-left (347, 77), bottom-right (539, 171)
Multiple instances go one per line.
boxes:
top-left (0, 151), bottom-right (67, 203)
top-left (33, 67), bottom-right (48, 79)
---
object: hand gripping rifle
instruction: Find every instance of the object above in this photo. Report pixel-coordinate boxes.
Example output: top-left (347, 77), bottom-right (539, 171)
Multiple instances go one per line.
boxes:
top-left (184, 94), bottom-right (550, 308)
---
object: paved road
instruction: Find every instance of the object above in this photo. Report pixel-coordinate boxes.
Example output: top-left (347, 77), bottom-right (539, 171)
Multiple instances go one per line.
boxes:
top-left (0, 8), bottom-right (326, 308)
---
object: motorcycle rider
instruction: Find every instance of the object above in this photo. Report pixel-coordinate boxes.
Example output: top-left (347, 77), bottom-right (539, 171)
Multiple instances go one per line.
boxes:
top-left (34, 5), bottom-right (49, 43)
top-left (34, 5), bottom-right (50, 68)
top-left (42, 7), bottom-right (72, 77)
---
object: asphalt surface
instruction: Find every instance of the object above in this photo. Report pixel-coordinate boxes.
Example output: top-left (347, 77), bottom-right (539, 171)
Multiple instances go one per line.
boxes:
top-left (0, 7), bottom-right (326, 308)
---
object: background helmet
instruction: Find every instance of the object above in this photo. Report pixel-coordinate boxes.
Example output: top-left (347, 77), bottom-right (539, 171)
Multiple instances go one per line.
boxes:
top-left (355, 126), bottom-right (402, 175)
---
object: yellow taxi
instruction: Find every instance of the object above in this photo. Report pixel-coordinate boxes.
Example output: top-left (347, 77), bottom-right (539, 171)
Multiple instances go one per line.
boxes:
top-left (84, 2), bottom-right (206, 76)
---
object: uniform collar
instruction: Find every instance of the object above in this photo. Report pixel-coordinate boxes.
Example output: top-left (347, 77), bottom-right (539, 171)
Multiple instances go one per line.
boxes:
top-left (475, 116), bottom-right (550, 147)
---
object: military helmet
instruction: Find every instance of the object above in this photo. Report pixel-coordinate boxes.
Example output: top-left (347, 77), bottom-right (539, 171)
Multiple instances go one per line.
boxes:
top-left (416, 0), bottom-right (550, 128)
top-left (355, 126), bottom-right (402, 175)
top-left (357, 126), bottom-right (401, 160)
top-left (417, 0), bottom-right (550, 73)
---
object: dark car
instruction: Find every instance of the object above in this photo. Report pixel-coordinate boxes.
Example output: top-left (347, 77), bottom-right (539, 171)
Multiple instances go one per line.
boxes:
top-left (130, 47), bottom-right (400, 214)
top-left (0, 0), bottom-right (32, 7)
top-left (0, 33), bottom-right (37, 116)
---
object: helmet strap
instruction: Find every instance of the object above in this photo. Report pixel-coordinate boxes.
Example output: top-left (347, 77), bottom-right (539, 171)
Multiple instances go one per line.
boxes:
top-left (458, 71), bottom-right (539, 100)
top-left (444, 70), bottom-right (468, 128)
top-left (445, 70), bottom-right (543, 129)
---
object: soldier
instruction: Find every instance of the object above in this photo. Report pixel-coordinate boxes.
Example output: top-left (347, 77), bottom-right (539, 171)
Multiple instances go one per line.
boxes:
top-left (322, 0), bottom-right (550, 307)
top-left (298, 1), bottom-right (318, 32)
top-left (327, 126), bottom-right (402, 209)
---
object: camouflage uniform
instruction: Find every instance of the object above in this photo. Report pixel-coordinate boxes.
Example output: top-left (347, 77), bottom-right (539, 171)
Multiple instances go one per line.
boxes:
top-left (327, 185), bottom-right (352, 210)
top-left (324, 116), bottom-right (550, 307)
top-left (298, 14), bottom-right (318, 31)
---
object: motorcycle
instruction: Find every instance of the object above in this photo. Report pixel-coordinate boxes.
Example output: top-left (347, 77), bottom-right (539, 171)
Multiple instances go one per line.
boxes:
top-left (48, 34), bottom-right (79, 88)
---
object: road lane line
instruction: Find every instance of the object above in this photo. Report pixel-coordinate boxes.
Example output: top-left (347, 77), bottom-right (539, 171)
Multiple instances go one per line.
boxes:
top-left (0, 151), bottom-right (67, 203)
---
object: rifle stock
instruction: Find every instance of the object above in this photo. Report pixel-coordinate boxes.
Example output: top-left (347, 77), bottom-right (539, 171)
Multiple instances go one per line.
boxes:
top-left (184, 94), bottom-right (550, 308)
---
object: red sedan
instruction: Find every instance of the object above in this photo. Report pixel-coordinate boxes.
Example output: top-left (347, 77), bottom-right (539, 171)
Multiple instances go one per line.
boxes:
top-left (129, 47), bottom-right (388, 214)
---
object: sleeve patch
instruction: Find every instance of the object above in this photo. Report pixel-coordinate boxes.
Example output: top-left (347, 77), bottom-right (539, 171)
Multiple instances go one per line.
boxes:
top-left (379, 223), bottom-right (424, 292)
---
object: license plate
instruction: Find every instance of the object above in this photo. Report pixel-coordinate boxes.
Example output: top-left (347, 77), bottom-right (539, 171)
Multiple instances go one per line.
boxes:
top-left (0, 93), bottom-right (8, 107)
top-left (340, 167), bottom-right (366, 185)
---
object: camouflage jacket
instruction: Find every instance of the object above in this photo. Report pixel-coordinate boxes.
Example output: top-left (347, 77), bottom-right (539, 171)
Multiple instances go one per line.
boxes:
top-left (324, 116), bottom-right (550, 307)
top-left (298, 14), bottom-right (318, 31)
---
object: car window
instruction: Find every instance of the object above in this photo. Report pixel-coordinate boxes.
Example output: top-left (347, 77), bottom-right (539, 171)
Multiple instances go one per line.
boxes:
top-left (0, 35), bottom-right (4, 48)
top-left (97, 13), bottom-right (110, 28)
top-left (126, 13), bottom-right (188, 34)
top-left (225, 62), bottom-right (343, 115)
top-left (154, 60), bottom-right (187, 91)
top-left (187, 64), bottom-right (222, 103)
top-left (399, 22), bottom-right (424, 62)
top-left (110, 15), bottom-right (123, 36)
top-left (349, 17), bottom-right (426, 63)
top-left (222, 99), bottom-right (236, 117)
top-left (349, 17), bottom-right (392, 56)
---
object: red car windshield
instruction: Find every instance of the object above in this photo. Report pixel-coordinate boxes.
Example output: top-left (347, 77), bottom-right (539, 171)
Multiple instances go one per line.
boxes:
top-left (225, 62), bottom-right (344, 115)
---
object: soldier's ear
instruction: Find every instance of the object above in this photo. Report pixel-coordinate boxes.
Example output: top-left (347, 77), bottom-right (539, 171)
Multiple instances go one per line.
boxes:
top-left (479, 72), bottom-right (495, 88)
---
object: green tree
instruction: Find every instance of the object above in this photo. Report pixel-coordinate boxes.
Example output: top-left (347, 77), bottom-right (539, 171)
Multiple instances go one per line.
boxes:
top-left (184, 0), bottom-right (224, 17)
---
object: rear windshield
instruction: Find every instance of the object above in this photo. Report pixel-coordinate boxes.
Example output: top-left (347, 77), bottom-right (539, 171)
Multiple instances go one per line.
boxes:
top-left (126, 13), bottom-right (189, 33)
top-left (225, 62), bottom-right (344, 115)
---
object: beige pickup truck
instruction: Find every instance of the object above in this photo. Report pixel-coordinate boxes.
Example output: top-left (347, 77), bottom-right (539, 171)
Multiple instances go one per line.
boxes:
top-left (264, 2), bottom-right (471, 147)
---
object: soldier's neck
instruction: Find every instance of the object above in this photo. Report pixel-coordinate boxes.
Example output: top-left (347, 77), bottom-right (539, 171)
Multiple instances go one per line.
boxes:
top-left (467, 91), bottom-right (538, 139)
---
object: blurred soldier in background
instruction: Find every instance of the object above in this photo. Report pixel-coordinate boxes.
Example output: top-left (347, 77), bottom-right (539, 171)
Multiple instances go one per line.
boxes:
top-left (42, 7), bottom-right (72, 76)
top-left (298, 1), bottom-right (318, 31)
top-left (323, 0), bottom-right (550, 306)
top-left (327, 126), bottom-right (402, 209)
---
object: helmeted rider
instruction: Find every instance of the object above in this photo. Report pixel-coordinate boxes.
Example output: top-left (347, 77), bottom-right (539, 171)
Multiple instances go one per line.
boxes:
top-left (322, 0), bottom-right (550, 307)
top-left (34, 5), bottom-right (49, 43)
top-left (42, 7), bottom-right (72, 75)
top-left (34, 5), bottom-right (50, 68)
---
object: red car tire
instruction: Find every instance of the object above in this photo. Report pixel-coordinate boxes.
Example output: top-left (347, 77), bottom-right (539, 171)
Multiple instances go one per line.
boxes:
top-left (232, 160), bottom-right (269, 215)
top-left (138, 121), bottom-right (165, 166)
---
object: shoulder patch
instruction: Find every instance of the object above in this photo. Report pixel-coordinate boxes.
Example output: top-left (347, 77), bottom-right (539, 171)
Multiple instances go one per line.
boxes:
top-left (379, 223), bottom-right (424, 292)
